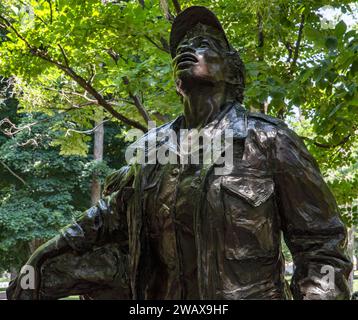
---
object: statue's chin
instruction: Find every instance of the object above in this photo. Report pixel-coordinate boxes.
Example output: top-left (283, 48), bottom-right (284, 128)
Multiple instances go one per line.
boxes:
top-left (176, 69), bottom-right (215, 90)
top-left (175, 67), bottom-right (195, 80)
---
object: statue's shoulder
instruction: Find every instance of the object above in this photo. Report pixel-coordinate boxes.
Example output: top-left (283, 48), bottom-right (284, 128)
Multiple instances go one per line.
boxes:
top-left (103, 165), bottom-right (134, 196)
top-left (232, 104), bottom-right (287, 129)
top-left (247, 111), bottom-right (288, 129)
top-left (246, 109), bottom-right (308, 152)
top-left (140, 117), bottom-right (180, 140)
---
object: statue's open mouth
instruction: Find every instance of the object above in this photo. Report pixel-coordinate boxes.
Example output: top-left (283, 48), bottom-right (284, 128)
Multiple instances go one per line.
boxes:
top-left (176, 53), bottom-right (198, 69)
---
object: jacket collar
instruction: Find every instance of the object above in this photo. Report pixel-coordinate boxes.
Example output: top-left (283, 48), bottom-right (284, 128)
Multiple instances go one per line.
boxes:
top-left (166, 101), bottom-right (248, 138)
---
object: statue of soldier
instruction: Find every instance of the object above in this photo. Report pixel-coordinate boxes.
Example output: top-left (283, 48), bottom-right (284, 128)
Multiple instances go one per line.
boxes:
top-left (7, 6), bottom-right (352, 300)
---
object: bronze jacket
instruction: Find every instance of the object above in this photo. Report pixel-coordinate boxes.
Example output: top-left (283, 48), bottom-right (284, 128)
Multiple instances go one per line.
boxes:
top-left (44, 103), bottom-right (352, 299)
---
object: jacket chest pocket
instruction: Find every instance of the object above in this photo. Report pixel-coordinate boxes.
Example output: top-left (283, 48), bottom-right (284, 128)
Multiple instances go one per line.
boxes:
top-left (221, 175), bottom-right (277, 261)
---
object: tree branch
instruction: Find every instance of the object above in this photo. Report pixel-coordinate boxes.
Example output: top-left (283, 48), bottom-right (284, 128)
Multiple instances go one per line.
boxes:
top-left (47, 0), bottom-right (53, 24)
top-left (172, 0), bottom-right (181, 14)
top-left (159, 0), bottom-right (174, 22)
top-left (106, 48), bottom-right (119, 64)
top-left (277, 30), bottom-right (293, 63)
top-left (58, 44), bottom-right (69, 67)
top-left (292, 13), bottom-right (305, 68)
top-left (43, 87), bottom-right (94, 101)
top-left (144, 35), bottom-right (170, 53)
top-left (159, 36), bottom-right (170, 53)
top-left (0, 15), bottom-right (147, 131)
top-left (0, 15), bottom-right (33, 49)
top-left (257, 12), bottom-right (264, 51)
top-left (43, 86), bottom-right (137, 109)
top-left (0, 117), bottom-right (37, 136)
top-left (0, 160), bottom-right (28, 186)
top-left (65, 119), bottom-right (110, 136)
top-left (122, 76), bottom-right (151, 123)
top-left (284, 41), bottom-right (293, 63)
top-left (256, 11), bottom-right (266, 114)
top-left (87, 64), bottom-right (96, 84)
top-left (301, 133), bottom-right (352, 149)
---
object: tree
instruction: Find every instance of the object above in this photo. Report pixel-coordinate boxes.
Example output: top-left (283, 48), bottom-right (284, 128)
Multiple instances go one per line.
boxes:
top-left (0, 0), bottom-right (356, 163)
top-left (0, 77), bottom-right (125, 272)
top-left (0, 0), bottom-right (357, 268)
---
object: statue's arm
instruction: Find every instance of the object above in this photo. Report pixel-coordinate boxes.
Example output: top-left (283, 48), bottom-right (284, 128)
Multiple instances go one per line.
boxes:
top-left (7, 165), bottom-right (134, 300)
top-left (273, 128), bottom-right (352, 300)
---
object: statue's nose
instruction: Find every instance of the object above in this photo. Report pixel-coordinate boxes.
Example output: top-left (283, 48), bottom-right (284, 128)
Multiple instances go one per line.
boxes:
top-left (176, 44), bottom-right (196, 56)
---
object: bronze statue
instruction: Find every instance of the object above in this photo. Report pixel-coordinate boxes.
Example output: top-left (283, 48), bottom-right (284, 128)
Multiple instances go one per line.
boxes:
top-left (7, 6), bottom-right (352, 300)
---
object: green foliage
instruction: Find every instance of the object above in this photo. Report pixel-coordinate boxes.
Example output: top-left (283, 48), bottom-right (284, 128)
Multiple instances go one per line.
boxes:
top-left (0, 0), bottom-right (357, 272)
top-left (0, 111), bottom-right (85, 270)
top-left (325, 140), bottom-right (358, 226)
top-left (0, 111), bottom-right (124, 270)
top-left (51, 131), bottom-right (91, 157)
top-left (80, 159), bottom-right (116, 186)
top-left (0, 0), bottom-right (182, 138)
top-left (0, 80), bottom-right (124, 270)
top-left (0, 1), bottom-right (356, 162)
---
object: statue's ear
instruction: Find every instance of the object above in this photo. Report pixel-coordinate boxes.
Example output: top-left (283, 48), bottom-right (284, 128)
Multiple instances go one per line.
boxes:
top-left (175, 78), bottom-right (184, 102)
top-left (176, 88), bottom-right (182, 97)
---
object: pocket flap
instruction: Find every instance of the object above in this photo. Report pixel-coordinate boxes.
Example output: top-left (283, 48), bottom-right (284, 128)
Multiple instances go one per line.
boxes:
top-left (221, 176), bottom-right (274, 207)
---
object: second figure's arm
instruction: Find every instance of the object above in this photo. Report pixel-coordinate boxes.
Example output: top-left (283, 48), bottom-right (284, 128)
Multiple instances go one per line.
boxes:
top-left (7, 165), bottom-right (134, 300)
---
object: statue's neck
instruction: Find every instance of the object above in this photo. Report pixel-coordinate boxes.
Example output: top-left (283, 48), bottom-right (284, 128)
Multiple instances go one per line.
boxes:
top-left (182, 82), bottom-right (232, 129)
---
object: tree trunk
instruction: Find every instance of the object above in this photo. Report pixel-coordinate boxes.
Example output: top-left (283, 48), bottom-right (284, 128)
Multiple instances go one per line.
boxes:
top-left (91, 120), bottom-right (104, 206)
top-left (256, 11), bottom-right (267, 114)
top-left (28, 239), bottom-right (44, 254)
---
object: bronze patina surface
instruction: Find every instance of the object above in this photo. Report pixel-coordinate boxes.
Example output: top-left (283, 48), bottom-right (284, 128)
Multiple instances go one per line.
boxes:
top-left (7, 6), bottom-right (352, 300)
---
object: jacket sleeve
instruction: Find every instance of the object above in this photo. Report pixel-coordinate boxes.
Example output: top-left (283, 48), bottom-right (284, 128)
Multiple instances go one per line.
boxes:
top-left (61, 165), bottom-right (134, 252)
top-left (7, 165), bottom-right (135, 300)
top-left (273, 127), bottom-right (352, 300)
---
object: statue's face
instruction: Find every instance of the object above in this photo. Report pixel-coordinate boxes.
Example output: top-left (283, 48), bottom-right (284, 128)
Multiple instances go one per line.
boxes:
top-left (173, 34), bottom-right (228, 88)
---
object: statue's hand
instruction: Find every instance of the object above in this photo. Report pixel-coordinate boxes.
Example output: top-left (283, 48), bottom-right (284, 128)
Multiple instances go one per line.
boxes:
top-left (6, 235), bottom-right (71, 300)
top-left (6, 277), bottom-right (35, 300)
